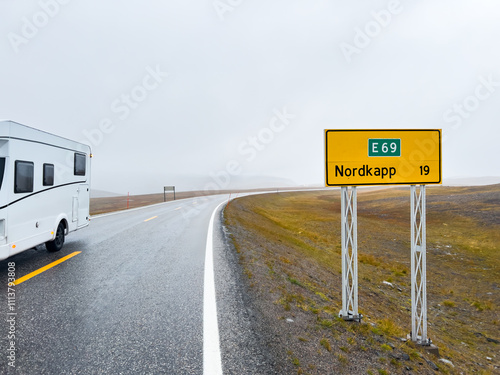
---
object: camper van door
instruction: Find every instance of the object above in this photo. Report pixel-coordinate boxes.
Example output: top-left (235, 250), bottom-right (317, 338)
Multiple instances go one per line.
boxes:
top-left (78, 184), bottom-right (89, 228)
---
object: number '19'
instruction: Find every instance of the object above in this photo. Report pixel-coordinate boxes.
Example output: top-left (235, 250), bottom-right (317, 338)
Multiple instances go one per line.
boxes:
top-left (420, 165), bottom-right (430, 175)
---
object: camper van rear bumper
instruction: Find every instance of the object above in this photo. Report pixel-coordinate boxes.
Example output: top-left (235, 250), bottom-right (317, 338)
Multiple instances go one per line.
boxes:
top-left (0, 231), bottom-right (54, 260)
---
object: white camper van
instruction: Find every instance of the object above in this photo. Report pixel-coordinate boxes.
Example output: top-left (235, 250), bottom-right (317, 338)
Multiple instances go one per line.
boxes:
top-left (0, 121), bottom-right (91, 260)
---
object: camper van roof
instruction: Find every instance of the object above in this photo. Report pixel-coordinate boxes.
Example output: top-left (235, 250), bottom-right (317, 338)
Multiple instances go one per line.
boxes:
top-left (0, 120), bottom-right (91, 154)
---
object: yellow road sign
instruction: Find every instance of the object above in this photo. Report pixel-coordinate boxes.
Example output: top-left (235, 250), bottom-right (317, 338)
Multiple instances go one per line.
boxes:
top-left (325, 129), bottom-right (442, 186)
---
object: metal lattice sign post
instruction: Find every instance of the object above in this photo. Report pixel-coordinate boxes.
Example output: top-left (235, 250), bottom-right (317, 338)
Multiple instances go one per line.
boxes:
top-left (340, 186), bottom-right (362, 321)
top-left (325, 129), bottom-right (441, 346)
top-left (411, 185), bottom-right (429, 345)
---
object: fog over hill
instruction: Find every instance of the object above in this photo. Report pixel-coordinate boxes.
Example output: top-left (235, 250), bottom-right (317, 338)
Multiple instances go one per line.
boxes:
top-left (91, 175), bottom-right (298, 196)
top-left (90, 190), bottom-right (122, 199)
top-left (442, 176), bottom-right (500, 186)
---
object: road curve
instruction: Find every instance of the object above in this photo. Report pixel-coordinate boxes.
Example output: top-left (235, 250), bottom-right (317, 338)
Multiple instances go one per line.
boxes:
top-left (0, 194), bottom-right (272, 374)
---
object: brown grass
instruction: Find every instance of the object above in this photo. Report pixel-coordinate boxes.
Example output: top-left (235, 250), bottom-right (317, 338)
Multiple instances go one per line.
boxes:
top-left (225, 184), bottom-right (500, 374)
top-left (89, 187), bottom-right (301, 215)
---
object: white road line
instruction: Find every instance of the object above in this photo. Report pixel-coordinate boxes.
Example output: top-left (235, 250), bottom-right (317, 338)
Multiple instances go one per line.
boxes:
top-left (203, 201), bottom-right (225, 375)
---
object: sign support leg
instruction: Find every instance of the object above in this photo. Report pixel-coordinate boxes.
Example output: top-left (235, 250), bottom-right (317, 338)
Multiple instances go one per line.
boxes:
top-left (340, 186), bottom-right (362, 322)
top-left (410, 185), bottom-right (430, 345)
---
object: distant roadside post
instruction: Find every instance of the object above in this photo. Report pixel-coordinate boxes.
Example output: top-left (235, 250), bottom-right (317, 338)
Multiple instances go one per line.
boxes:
top-left (164, 186), bottom-right (176, 202)
top-left (325, 129), bottom-right (441, 347)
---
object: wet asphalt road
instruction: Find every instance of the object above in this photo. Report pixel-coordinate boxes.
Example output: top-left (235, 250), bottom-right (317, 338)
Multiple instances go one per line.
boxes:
top-left (0, 194), bottom-right (273, 374)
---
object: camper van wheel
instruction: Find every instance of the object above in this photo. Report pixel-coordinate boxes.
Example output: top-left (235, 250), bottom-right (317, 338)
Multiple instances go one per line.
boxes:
top-left (46, 223), bottom-right (65, 252)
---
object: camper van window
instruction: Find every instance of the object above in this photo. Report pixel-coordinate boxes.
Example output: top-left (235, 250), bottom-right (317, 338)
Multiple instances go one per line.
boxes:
top-left (15, 161), bottom-right (34, 193)
top-left (43, 164), bottom-right (54, 186)
top-left (74, 153), bottom-right (86, 176)
top-left (0, 158), bottom-right (5, 190)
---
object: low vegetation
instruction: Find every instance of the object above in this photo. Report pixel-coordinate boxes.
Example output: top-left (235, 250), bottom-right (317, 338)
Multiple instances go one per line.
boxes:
top-left (225, 185), bottom-right (500, 374)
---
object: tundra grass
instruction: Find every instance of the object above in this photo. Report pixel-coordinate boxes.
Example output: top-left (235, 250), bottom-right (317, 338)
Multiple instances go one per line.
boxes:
top-left (225, 185), bottom-right (500, 374)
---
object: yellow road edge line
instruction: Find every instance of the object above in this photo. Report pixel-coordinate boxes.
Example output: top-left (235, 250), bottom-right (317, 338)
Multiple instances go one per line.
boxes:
top-left (14, 251), bottom-right (82, 286)
top-left (144, 216), bottom-right (158, 222)
top-left (175, 207), bottom-right (181, 210)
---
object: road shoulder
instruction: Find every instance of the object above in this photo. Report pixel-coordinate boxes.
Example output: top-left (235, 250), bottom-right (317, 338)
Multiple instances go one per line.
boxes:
top-left (214, 207), bottom-right (290, 374)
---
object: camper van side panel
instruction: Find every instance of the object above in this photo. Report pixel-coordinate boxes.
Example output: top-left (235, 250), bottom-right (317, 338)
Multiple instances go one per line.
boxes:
top-left (0, 122), bottom-right (91, 260)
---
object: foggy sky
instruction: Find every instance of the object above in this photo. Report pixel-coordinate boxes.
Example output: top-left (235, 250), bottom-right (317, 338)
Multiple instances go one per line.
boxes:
top-left (1, 0), bottom-right (499, 194)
